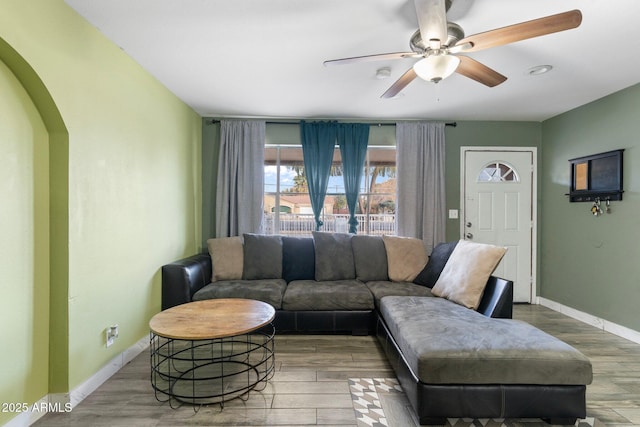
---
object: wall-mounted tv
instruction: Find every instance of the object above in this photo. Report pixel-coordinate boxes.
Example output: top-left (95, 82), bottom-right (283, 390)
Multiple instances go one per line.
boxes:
top-left (568, 149), bottom-right (624, 202)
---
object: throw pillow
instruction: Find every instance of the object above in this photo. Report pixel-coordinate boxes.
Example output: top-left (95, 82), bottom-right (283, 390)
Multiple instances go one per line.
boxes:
top-left (207, 236), bottom-right (243, 282)
top-left (242, 234), bottom-right (283, 280)
top-left (282, 236), bottom-right (316, 282)
top-left (312, 231), bottom-right (355, 281)
top-left (431, 240), bottom-right (507, 309)
top-left (351, 235), bottom-right (389, 282)
top-left (413, 240), bottom-right (458, 288)
top-left (382, 235), bottom-right (429, 282)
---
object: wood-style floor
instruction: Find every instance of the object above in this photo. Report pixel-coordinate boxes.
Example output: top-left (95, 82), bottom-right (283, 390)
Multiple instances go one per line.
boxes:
top-left (33, 305), bottom-right (640, 426)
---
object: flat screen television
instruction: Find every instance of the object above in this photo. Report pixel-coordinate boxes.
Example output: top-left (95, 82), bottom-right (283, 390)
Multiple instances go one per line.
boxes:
top-left (568, 149), bottom-right (624, 202)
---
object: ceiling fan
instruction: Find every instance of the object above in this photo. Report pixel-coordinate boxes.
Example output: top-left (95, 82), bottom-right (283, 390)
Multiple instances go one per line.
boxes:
top-left (324, 0), bottom-right (582, 98)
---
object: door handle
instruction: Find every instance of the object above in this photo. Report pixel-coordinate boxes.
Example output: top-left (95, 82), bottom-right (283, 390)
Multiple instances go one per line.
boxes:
top-left (466, 233), bottom-right (473, 239)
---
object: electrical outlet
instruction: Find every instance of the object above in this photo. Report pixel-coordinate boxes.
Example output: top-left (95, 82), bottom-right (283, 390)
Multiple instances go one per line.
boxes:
top-left (105, 324), bottom-right (119, 348)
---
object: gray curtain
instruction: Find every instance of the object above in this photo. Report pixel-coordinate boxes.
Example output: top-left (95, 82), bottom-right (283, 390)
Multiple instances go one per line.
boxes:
top-left (396, 121), bottom-right (446, 252)
top-left (215, 120), bottom-right (265, 237)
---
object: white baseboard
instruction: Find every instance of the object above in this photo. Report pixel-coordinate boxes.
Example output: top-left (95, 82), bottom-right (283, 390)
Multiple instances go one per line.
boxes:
top-left (537, 297), bottom-right (640, 345)
top-left (69, 335), bottom-right (149, 407)
top-left (2, 335), bottom-right (148, 427)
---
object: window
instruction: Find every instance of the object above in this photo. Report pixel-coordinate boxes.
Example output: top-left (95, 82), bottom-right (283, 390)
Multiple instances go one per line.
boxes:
top-left (477, 161), bottom-right (519, 183)
top-left (264, 145), bottom-right (396, 236)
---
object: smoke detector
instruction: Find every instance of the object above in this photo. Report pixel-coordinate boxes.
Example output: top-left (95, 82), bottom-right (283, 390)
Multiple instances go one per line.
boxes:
top-left (376, 67), bottom-right (392, 79)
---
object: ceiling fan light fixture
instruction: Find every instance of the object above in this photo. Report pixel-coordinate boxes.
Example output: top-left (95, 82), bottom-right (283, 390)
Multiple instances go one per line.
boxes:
top-left (413, 55), bottom-right (460, 83)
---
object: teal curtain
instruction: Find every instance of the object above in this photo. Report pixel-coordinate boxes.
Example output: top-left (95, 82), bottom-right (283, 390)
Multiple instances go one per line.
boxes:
top-left (338, 124), bottom-right (370, 233)
top-left (300, 121), bottom-right (337, 231)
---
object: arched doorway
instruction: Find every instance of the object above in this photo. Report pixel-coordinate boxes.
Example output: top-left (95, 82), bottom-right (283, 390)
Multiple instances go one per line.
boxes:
top-left (0, 37), bottom-right (70, 399)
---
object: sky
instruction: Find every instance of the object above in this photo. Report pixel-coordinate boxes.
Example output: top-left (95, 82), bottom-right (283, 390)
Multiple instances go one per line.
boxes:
top-left (264, 165), bottom-right (347, 194)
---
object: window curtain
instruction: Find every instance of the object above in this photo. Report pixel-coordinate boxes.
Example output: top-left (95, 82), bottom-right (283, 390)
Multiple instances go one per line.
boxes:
top-left (396, 121), bottom-right (446, 252)
top-left (215, 119), bottom-right (265, 237)
top-left (338, 124), bottom-right (369, 233)
top-left (300, 121), bottom-right (337, 231)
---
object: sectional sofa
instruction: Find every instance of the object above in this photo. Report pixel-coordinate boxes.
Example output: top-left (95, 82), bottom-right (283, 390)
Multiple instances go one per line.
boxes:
top-left (161, 232), bottom-right (592, 424)
top-left (161, 233), bottom-right (513, 330)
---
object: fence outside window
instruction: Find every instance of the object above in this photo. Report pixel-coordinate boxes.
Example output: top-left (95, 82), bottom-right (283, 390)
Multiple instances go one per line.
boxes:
top-left (263, 213), bottom-right (396, 236)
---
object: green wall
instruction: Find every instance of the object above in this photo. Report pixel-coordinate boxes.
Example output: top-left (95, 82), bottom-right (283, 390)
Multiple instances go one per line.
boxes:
top-left (540, 83), bottom-right (640, 331)
top-left (443, 121), bottom-right (542, 241)
top-left (0, 1), bottom-right (201, 423)
top-left (202, 121), bottom-right (220, 247)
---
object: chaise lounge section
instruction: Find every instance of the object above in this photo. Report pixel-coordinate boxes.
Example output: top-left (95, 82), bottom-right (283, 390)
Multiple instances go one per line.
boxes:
top-left (377, 296), bottom-right (593, 425)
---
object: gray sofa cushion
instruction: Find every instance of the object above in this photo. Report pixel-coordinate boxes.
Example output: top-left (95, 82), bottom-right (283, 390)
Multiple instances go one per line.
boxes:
top-left (414, 240), bottom-right (458, 288)
top-left (351, 235), bottom-right (388, 282)
top-left (193, 279), bottom-right (287, 309)
top-left (282, 236), bottom-right (315, 282)
top-left (379, 296), bottom-right (592, 385)
top-left (365, 281), bottom-right (433, 308)
top-left (242, 233), bottom-right (283, 279)
top-left (312, 232), bottom-right (355, 281)
top-left (282, 279), bottom-right (374, 311)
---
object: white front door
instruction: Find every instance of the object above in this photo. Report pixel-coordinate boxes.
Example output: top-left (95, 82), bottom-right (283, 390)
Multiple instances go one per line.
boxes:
top-left (461, 148), bottom-right (537, 303)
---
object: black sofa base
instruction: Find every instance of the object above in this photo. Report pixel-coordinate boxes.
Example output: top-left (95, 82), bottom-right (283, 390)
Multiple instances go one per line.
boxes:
top-left (375, 314), bottom-right (586, 425)
top-left (274, 310), bottom-right (374, 335)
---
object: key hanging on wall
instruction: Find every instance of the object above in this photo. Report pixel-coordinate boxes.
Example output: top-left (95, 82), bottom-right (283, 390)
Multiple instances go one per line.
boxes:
top-left (591, 197), bottom-right (603, 216)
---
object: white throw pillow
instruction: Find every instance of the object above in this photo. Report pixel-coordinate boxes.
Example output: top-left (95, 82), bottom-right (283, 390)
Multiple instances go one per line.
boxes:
top-left (431, 240), bottom-right (507, 309)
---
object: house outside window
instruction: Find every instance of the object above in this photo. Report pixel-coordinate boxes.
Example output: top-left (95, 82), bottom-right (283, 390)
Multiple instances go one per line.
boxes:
top-left (264, 145), bottom-right (396, 236)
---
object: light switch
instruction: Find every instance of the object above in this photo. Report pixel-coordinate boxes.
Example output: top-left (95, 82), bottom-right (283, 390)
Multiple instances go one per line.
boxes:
top-left (448, 209), bottom-right (459, 219)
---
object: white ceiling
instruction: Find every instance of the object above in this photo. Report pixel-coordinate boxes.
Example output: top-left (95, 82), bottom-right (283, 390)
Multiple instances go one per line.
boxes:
top-left (65, 0), bottom-right (640, 122)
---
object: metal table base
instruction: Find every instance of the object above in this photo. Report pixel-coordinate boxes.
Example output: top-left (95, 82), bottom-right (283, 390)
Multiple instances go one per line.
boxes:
top-left (150, 324), bottom-right (275, 408)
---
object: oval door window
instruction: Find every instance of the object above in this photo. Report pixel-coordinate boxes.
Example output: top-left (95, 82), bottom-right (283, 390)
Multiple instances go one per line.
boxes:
top-left (477, 161), bottom-right (520, 183)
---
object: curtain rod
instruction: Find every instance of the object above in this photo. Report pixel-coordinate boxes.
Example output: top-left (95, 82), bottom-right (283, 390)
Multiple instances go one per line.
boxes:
top-left (206, 119), bottom-right (457, 127)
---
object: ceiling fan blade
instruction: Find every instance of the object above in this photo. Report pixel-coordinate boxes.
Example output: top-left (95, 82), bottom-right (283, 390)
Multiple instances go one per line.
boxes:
top-left (381, 68), bottom-right (418, 98)
top-left (458, 9), bottom-right (582, 53)
top-left (414, 0), bottom-right (448, 47)
top-left (324, 52), bottom-right (419, 66)
top-left (455, 55), bottom-right (507, 87)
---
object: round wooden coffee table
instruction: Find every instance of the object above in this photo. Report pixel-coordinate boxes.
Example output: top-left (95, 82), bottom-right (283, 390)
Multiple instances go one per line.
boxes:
top-left (149, 298), bottom-right (275, 407)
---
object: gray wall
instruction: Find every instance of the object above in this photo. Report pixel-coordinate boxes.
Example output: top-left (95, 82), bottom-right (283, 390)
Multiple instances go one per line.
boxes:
top-left (540, 83), bottom-right (640, 331)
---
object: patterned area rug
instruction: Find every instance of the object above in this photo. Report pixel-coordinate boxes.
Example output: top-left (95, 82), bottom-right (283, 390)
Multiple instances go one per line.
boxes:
top-left (348, 378), bottom-right (606, 427)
